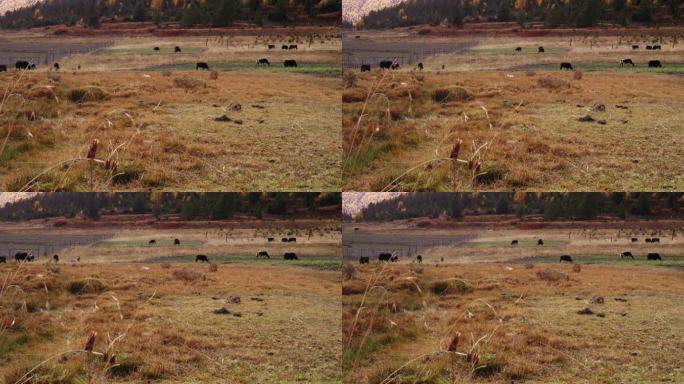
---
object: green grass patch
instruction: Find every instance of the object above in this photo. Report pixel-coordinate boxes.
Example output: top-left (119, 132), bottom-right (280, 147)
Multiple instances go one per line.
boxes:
top-left (0, 334), bottom-right (30, 359)
top-left (518, 255), bottom-right (684, 267)
top-left (146, 62), bottom-right (341, 76)
top-left (0, 142), bottom-right (31, 167)
top-left (148, 255), bottom-right (341, 270)
top-left (67, 278), bottom-right (108, 295)
top-left (343, 332), bottom-right (396, 365)
top-left (343, 140), bottom-right (393, 174)
top-left (511, 62), bottom-right (684, 75)
top-left (97, 47), bottom-right (204, 56)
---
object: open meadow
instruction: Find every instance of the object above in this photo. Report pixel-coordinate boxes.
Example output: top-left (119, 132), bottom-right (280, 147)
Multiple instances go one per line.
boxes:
top-left (0, 217), bottom-right (342, 383)
top-left (0, 26), bottom-right (342, 191)
top-left (342, 26), bottom-right (684, 191)
top-left (342, 217), bottom-right (684, 383)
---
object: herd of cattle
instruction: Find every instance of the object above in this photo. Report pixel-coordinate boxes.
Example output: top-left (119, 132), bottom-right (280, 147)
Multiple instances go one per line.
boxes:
top-left (358, 44), bottom-right (667, 72)
top-left (355, 236), bottom-right (669, 264)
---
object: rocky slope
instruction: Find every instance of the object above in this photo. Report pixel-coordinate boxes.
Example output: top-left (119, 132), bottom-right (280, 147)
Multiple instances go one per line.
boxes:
top-left (0, 0), bottom-right (41, 15)
top-left (343, 0), bottom-right (404, 23)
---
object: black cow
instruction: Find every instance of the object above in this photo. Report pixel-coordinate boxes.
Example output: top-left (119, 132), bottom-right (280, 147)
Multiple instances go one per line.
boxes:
top-left (417, 62), bottom-right (424, 70)
top-left (653, 45), bottom-right (661, 50)
top-left (288, 237), bottom-right (297, 242)
top-left (559, 255), bottom-right (573, 263)
top-left (391, 63), bottom-right (400, 70)
top-left (631, 238), bottom-right (638, 242)
top-left (154, 47), bottom-right (160, 51)
top-left (284, 252), bottom-right (298, 260)
top-left (268, 237), bottom-right (275, 242)
top-left (632, 45), bottom-right (639, 49)
top-left (515, 47), bottom-right (522, 52)
top-left (256, 251), bottom-right (270, 259)
top-left (560, 62), bottom-right (573, 70)
top-left (645, 238), bottom-right (653, 243)
top-left (256, 58), bottom-right (270, 66)
top-left (282, 45), bottom-right (289, 50)
top-left (647, 253), bottom-right (662, 260)
top-left (646, 45), bottom-right (653, 50)
top-left (620, 251), bottom-right (634, 259)
top-left (359, 256), bottom-right (370, 264)
top-left (0, 65), bottom-right (6, 72)
top-left (268, 44), bottom-right (275, 49)
top-left (360, 64), bottom-right (371, 72)
top-left (378, 252), bottom-right (392, 262)
top-left (174, 238), bottom-right (181, 245)
top-left (620, 59), bottom-right (634, 67)
top-left (511, 240), bottom-right (519, 246)
top-left (652, 237), bottom-right (660, 243)
top-left (390, 256), bottom-right (399, 262)
top-left (196, 62), bottom-right (210, 70)
top-left (15, 60), bottom-right (29, 69)
top-left (282, 238), bottom-right (288, 242)
top-left (416, 255), bottom-right (423, 263)
top-left (149, 239), bottom-right (156, 245)
top-left (195, 254), bottom-right (209, 263)
top-left (53, 62), bottom-right (60, 70)
top-left (28, 64), bottom-right (36, 70)
top-left (284, 60), bottom-right (297, 68)
top-left (289, 44), bottom-right (298, 50)
top-left (15, 252), bottom-right (29, 262)
top-left (537, 239), bottom-right (544, 246)
top-left (53, 254), bottom-right (59, 262)
top-left (379, 60), bottom-right (392, 69)
top-left (175, 46), bottom-right (182, 53)
top-left (0, 256), bottom-right (6, 263)
top-left (538, 46), bottom-right (545, 53)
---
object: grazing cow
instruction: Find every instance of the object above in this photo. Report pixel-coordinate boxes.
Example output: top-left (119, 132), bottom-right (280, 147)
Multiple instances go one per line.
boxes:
top-left (538, 46), bottom-right (545, 53)
top-left (560, 62), bottom-right (573, 70)
top-left (360, 64), bottom-right (371, 72)
top-left (390, 256), bottom-right (399, 262)
top-left (149, 239), bottom-right (156, 245)
top-left (631, 238), bottom-right (638, 242)
top-left (355, 35), bottom-right (360, 39)
top-left (359, 256), bottom-right (370, 264)
top-left (416, 255), bottom-right (423, 263)
top-left (0, 65), bottom-right (6, 72)
top-left (417, 62), bottom-right (424, 70)
top-left (15, 60), bottom-right (29, 70)
top-left (268, 237), bottom-right (275, 242)
top-left (256, 251), bottom-right (270, 259)
top-left (53, 254), bottom-right (59, 262)
top-left (653, 45), bottom-right (661, 50)
top-left (268, 44), bottom-right (275, 49)
top-left (174, 46), bottom-right (182, 53)
top-left (288, 237), bottom-right (296, 242)
top-left (281, 238), bottom-right (288, 242)
top-left (620, 59), bottom-right (635, 67)
top-left (515, 47), bottom-right (522, 52)
top-left (284, 252), bottom-right (298, 260)
top-left (28, 64), bottom-right (36, 70)
top-left (15, 252), bottom-right (29, 262)
top-left (559, 255), bottom-right (573, 263)
top-left (620, 251), bottom-right (634, 259)
top-left (632, 45), bottom-right (639, 49)
top-left (195, 254), bottom-right (209, 263)
top-left (511, 240), bottom-right (519, 246)
top-left (378, 252), bottom-right (392, 262)
top-left (196, 62), bottom-right (210, 70)
top-left (646, 45), bottom-right (653, 50)
top-left (53, 62), bottom-right (60, 70)
top-left (289, 44), bottom-right (298, 50)
top-left (0, 256), bottom-right (5, 263)
top-left (391, 63), bottom-right (400, 70)
top-left (27, 255), bottom-right (34, 262)
top-left (652, 237), bottom-right (660, 243)
top-left (646, 238), bottom-right (653, 243)
top-left (154, 47), bottom-right (160, 51)
top-left (379, 60), bottom-right (393, 69)
top-left (256, 58), bottom-right (270, 66)
top-left (174, 238), bottom-right (181, 245)
top-left (281, 45), bottom-right (289, 50)
top-left (537, 239), bottom-right (544, 246)
top-left (647, 252), bottom-right (662, 260)
top-left (283, 60), bottom-right (297, 68)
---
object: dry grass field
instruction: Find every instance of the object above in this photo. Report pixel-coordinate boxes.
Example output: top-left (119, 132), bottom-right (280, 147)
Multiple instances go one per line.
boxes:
top-left (0, 220), bottom-right (342, 383)
top-left (342, 219), bottom-right (684, 383)
top-left (0, 28), bottom-right (341, 191)
top-left (342, 27), bottom-right (684, 191)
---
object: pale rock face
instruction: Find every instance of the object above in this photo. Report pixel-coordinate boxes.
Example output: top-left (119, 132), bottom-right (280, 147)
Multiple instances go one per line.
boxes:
top-left (0, 193), bottom-right (37, 208)
top-left (343, 0), bottom-right (405, 23)
top-left (342, 192), bottom-right (404, 217)
top-left (0, 0), bottom-right (43, 16)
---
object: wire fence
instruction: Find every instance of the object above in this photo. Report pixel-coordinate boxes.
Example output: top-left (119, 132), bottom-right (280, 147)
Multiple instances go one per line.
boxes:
top-left (0, 40), bottom-right (114, 68)
top-left (2, 234), bottom-right (112, 261)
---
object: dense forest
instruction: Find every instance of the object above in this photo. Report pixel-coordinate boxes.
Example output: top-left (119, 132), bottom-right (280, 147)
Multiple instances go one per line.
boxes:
top-left (354, 192), bottom-right (683, 221)
top-left (358, 0), bottom-right (682, 28)
top-left (0, 0), bottom-right (341, 29)
top-left (0, 192), bottom-right (341, 221)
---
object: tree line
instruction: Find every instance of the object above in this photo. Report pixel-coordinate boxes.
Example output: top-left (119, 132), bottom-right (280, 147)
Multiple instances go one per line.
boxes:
top-left (0, 192), bottom-right (341, 221)
top-left (0, 0), bottom-right (341, 29)
top-left (356, 0), bottom-right (681, 29)
top-left (354, 193), bottom-right (683, 222)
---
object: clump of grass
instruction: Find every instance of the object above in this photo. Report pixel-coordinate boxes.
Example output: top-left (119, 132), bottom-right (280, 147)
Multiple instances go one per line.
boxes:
top-left (209, 70), bottom-right (219, 80)
top-left (173, 76), bottom-right (205, 89)
top-left (172, 269), bottom-right (205, 281)
top-left (572, 264), bottom-right (582, 273)
top-left (431, 278), bottom-right (470, 295)
top-left (432, 87), bottom-right (470, 103)
top-left (67, 278), bottom-right (108, 295)
top-left (474, 162), bottom-right (507, 185)
top-left (208, 264), bottom-right (218, 272)
top-left (67, 87), bottom-right (109, 103)
top-left (573, 71), bottom-right (583, 80)
top-left (160, 263), bottom-right (171, 269)
top-left (536, 269), bottom-right (568, 282)
top-left (342, 88), bottom-right (367, 103)
top-left (342, 263), bottom-right (356, 280)
top-left (536, 76), bottom-right (569, 89)
top-left (111, 161), bottom-right (143, 185)
top-left (161, 71), bottom-right (172, 77)
top-left (343, 70), bottom-right (356, 88)
top-left (110, 355), bottom-right (141, 377)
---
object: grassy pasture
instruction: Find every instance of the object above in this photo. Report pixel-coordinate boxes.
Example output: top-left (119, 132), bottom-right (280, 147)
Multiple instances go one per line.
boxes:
top-left (148, 62), bottom-right (341, 76)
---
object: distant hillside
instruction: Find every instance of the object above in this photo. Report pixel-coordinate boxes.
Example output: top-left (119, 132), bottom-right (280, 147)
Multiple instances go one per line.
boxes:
top-left (342, 0), bottom-right (402, 23)
top-left (0, 0), bottom-right (341, 29)
top-left (0, 192), bottom-right (37, 208)
top-left (342, 192), bottom-right (404, 217)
